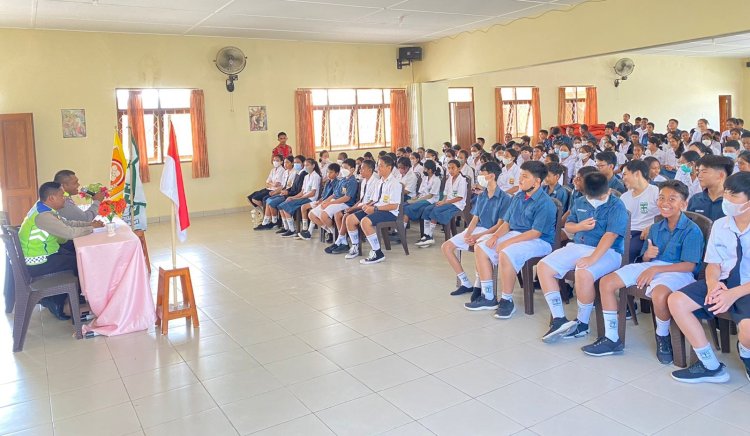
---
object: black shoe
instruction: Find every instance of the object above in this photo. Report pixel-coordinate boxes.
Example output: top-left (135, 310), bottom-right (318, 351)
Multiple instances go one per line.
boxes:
top-left (737, 341), bottom-right (750, 382)
top-left (470, 287), bottom-right (481, 302)
top-left (450, 285), bottom-right (473, 296)
top-left (655, 334), bottom-right (673, 364)
top-left (625, 302), bottom-right (638, 320)
top-left (493, 298), bottom-right (516, 319)
top-left (331, 244), bottom-right (350, 254)
top-left (78, 294), bottom-right (87, 305)
top-left (325, 233), bottom-right (334, 244)
top-left (298, 230), bottom-right (312, 240)
top-left (41, 299), bottom-right (71, 321)
top-left (563, 321), bottom-right (590, 339)
top-left (254, 223), bottom-right (274, 231)
top-left (276, 228), bottom-right (288, 234)
top-left (324, 243), bottom-right (338, 254)
top-left (582, 336), bottom-right (625, 357)
top-left (280, 230), bottom-right (297, 238)
top-left (542, 317), bottom-right (577, 343)
top-left (671, 361), bottom-right (729, 384)
top-left (360, 249), bottom-right (385, 265)
top-left (464, 296), bottom-right (498, 311)
top-left (533, 279), bottom-right (541, 290)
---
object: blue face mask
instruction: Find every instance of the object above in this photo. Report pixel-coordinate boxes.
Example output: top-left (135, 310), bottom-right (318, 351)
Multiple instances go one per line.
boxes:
top-left (293, 163), bottom-right (302, 171)
top-left (680, 164), bottom-right (692, 174)
top-left (559, 151), bottom-right (569, 159)
top-left (724, 152), bottom-right (737, 160)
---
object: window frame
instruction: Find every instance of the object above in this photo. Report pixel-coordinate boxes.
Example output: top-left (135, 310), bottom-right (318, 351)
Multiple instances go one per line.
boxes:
top-left (115, 88), bottom-right (195, 165)
top-left (562, 86), bottom-right (588, 125)
top-left (497, 86), bottom-right (535, 138)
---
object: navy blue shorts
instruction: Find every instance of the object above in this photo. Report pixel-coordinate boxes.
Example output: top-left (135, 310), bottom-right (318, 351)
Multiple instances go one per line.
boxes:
top-left (678, 279), bottom-right (750, 325)
top-left (365, 210), bottom-right (397, 226)
top-left (353, 210), bottom-right (367, 221)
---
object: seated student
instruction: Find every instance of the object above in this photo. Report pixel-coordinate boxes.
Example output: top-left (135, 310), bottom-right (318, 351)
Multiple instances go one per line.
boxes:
top-left (669, 172), bottom-right (750, 383)
top-left (470, 161), bottom-right (558, 315)
top-left (631, 143), bottom-right (645, 161)
top-left (312, 159), bottom-right (358, 244)
top-left (255, 155), bottom-right (298, 230)
top-left (700, 132), bottom-right (722, 156)
top-left (468, 143), bottom-right (484, 172)
top-left (416, 159), bottom-right (468, 247)
top-left (645, 136), bottom-right (666, 165)
top-left (568, 166), bottom-right (599, 211)
top-left (442, 148), bottom-right (456, 173)
top-left (518, 146), bottom-right (533, 166)
top-left (582, 180), bottom-right (703, 359)
top-left (644, 156), bottom-right (667, 184)
top-left (248, 154), bottom-right (285, 210)
top-left (689, 141), bottom-right (711, 157)
top-left (558, 143), bottom-right (576, 183)
top-left (416, 147), bottom-right (426, 162)
top-left (278, 159), bottom-right (321, 237)
top-left (395, 157), bottom-right (418, 200)
top-left (629, 132), bottom-right (642, 154)
top-left (53, 169), bottom-right (106, 221)
top-left (404, 160), bottom-right (441, 230)
top-left (457, 149), bottom-right (477, 185)
top-left (737, 150), bottom-right (750, 173)
top-left (395, 148), bottom-right (407, 158)
top-left (410, 152), bottom-right (424, 176)
top-left (264, 155), bottom-right (307, 234)
top-left (354, 157), bottom-right (364, 179)
top-left (335, 152), bottom-right (348, 166)
top-left (327, 159), bottom-right (378, 255)
top-left (675, 150), bottom-right (702, 199)
top-left (544, 162), bottom-right (570, 210)
top-left (19, 182), bottom-right (103, 320)
top-left (580, 124), bottom-right (596, 143)
top-left (723, 140), bottom-right (741, 172)
top-left (688, 155), bottom-right (733, 221)
top-left (298, 163), bottom-right (341, 240)
top-left (442, 162), bottom-right (511, 300)
top-left (536, 172), bottom-right (629, 342)
top-left (664, 135), bottom-right (685, 175)
top-left (532, 146), bottom-right (545, 162)
top-left (619, 160), bottom-right (660, 263)
top-left (617, 131), bottom-right (632, 156)
top-left (741, 132), bottom-right (750, 152)
top-left (575, 145), bottom-right (596, 174)
top-left (318, 150), bottom-right (331, 174)
top-left (596, 151), bottom-right (627, 194)
top-left (603, 140), bottom-right (627, 169)
top-left (498, 149), bottom-right (521, 195)
top-left (350, 156), bottom-right (402, 265)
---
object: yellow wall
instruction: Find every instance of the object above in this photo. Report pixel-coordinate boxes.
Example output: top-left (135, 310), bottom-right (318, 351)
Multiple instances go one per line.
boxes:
top-left (415, 0), bottom-right (750, 83)
top-left (0, 28), bottom-right (410, 217)
top-left (420, 54), bottom-right (745, 148)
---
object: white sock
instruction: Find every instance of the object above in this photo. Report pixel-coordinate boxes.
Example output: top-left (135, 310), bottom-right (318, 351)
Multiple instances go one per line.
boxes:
top-left (325, 226), bottom-right (334, 235)
top-left (429, 222), bottom-right (437, 236)
top-left (287, 218), bottom-right (295, 232)
top-left (348, 230), bottom-right (359, 244)
top-left (480, 280), bottom-right (494, 301)
top-left (336, 234), bottom-right (347, 245)
top-left (457, 272), bottom-right (471, 288)
top-left (424, 221), bottom-right (433, 236)
top-left (261, 216), bottom-right (270, 225)
top-left (694, 343), bottom-right (721, 370)
top-left (576, 300), bottom-right (594, 325)
top-left (302, 219), bottom-right (309, 231)
top-left (501, 293), bottom-right (513, 302)
top-left (655, 316), bottom-right (671, 337)
top-left (473, 274), bottom-right (481, 288)
top-left (603, 310), bottom-right (619, 342)
top-left (545, 291), bottom-right (565, 318)
top-left (271, 215), bottom-right (278, 223)
top-left (739, 342), bottom-right (750, 359)
top-left (366, 233), bottom-right (381, 251)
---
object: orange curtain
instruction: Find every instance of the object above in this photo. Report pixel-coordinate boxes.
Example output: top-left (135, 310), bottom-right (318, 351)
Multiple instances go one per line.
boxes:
top-left (585, 87), bottom-right (598, 125)
top-left (390, 89), bottom-right (409, 152)
top-left (295, 89), bottom-right (315, 158)
top-left (127, 91), bottom-right (150, 183)
top-left (531, 87), bottom-right (542, 146)
top-left (190, 90), bottom-right (210, 178)
top-left (557, 87), bottom-right (566, 127)
top-left (495, 88), bottom-right (504, 143)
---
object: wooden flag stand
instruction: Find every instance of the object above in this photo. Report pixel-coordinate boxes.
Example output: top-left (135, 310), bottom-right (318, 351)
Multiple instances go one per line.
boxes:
top-left (155, 207), bottom-right (199, 334)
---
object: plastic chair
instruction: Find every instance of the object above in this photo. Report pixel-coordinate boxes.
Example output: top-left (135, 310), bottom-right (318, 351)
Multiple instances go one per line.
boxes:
top-left (1, 226), bottom-right (83, 352)
top-left (1, 211), bottom-right (14, 313)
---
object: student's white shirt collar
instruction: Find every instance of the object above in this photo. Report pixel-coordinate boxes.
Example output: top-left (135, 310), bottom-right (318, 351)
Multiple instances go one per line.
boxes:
top-left (723, 215), bottom-right (750, 237)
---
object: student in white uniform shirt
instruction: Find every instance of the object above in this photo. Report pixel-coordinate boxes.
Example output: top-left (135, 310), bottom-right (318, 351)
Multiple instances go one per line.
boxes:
top-left (690, 118), bottom-right (711, 144)
top-left (719, 118), bottom-right (737, 144)
top-left (344, 156), bottom-right (402, 264)
top-left (644, 157), bottom-right (668, 184)
top-left (248, 154), bottom-right (286, 209)
top-left (416, 159), bottom-right (468, 247)
top-left (574, 145), bottom-right (596, 175)
top-left (675, 150), bottom-right (702, 199)
top-left (395, 157), bottom-right (418, 200)
top-left (327, 160), bottom-right (378, 255)
top-left (498, 149), bottom-right (521, 195)
top-left (619, 160), bottom-right (660, 263)
top-left (517, 146), bottom-right (533, 167)
top-left (467, 143), bottom-right (484, 172)
top-left (410, 152), bottom-right (424, 176)
top-left (457, 149), bottom-right (477, 185)
top-left (645, 136), bottom-right (666, 165)
top-left (559, 143), bottom-right (577, 184)
top-left (663, 135), bottom-right (684, 173)
top-left (278, 159), bottom-right (322, 237)
top-left (403, 160), bottom-right (441, 228)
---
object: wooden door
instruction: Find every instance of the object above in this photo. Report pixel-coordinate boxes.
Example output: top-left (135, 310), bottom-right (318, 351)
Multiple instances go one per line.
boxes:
top-left (719, 95), bottom-right (732, 133)
top-left (450, 102), bottom-right (475, 150)
top-left (0, 114), bottom-right (38, 226)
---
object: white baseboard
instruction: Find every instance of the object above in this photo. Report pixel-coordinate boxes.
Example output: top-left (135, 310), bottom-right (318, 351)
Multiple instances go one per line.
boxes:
top-left (147, 206), bottom-right (251, 224)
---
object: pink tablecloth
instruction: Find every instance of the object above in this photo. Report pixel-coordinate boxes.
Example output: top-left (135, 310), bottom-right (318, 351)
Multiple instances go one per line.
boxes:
top-left (74, 224), bottom-right (155, 336)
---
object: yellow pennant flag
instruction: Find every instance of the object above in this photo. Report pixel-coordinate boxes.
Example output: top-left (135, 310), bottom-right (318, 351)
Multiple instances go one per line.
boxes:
top-left (109, 131), bottom-right (126, 201)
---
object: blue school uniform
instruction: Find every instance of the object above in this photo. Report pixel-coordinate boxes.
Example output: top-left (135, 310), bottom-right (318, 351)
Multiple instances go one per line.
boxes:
top-left (608, 176), bottom-right (627, 194)
top-left (471, 186), bottom-right (512, 229)
top-left (687, 190), bottom-right (725, 222)
top-left (567, 195), bottom-right (629, 254)
top-left (319, 178), bottom-right (337, 201)
top-left (546, 184), bottom-right (570, 213)
top-left (642, 212), bottom-right (704, 275)
top-left (503, 188), bottom-right (558, 245)
top-left (335, 175), bottom-right (359, 206)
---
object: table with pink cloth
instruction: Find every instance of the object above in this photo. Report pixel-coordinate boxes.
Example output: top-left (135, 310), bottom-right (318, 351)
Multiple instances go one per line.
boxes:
top-left (74, 223), bottom-right (155, 336)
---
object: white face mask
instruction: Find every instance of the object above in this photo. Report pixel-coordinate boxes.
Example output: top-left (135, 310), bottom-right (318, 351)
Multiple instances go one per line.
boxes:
top-left (502, 158), bottom-right (512, 165)
top-left (722, 199), bottom-right (750, 217)
top-left (337, 159), bottom-right (343, 165)
top-left (587, 195), bottom-right (608, 208)
top-left (580, 153), bottom-right (590, 161)
top-left (471, 152), bottom-right (479, 157)
top-left (477, 175), bottom-right (489, 188)
top-left (702, 139), bottom-right (712, 146)
top-left (272, 161), bottom-right (281, 168)
top-left (340, 168), bottom-right (350, 178)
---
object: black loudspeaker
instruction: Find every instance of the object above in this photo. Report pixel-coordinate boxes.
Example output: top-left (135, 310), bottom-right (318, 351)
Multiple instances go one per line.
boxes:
top-left (746, 61), bottom-right (750, 68)
top-left (399, 47), bottom-right (422, 61)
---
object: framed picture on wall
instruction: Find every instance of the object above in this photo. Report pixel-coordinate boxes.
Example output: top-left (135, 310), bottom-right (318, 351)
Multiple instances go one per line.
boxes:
top-left (61, 109), bottom-right (87, 138)
top-left (248, 105), bottom-right (267, 132)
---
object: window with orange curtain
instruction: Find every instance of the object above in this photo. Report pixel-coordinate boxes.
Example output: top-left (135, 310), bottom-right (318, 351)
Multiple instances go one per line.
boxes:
top-left (390, 89), bottom-right (409, 151)
top-left (560, 86), bottom-right (588, 125)
top-left (496, 87), bottom-right (536, 138)
top-left (295, 89), bottom-right (315, 159)
top-left (190, 90), bottom-right (209, 178)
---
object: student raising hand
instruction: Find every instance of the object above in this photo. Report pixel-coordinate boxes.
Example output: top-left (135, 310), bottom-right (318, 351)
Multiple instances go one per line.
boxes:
top-left (643, 239), bottom-right (659, 261)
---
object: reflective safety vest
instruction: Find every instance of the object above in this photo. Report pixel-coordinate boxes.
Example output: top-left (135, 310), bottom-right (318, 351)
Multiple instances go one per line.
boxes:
top-left (18, 202), bottom-right (63, 265)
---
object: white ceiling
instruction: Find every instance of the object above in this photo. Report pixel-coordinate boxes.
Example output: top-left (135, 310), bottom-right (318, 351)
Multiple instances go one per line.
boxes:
top-left (638, 33), bottom-right (750, 58)
top-left (0, 0), bottom-right (589, 44)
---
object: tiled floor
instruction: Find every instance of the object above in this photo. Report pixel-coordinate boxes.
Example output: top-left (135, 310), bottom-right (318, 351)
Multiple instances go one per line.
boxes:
top-left (1, 213), bottom-right (749, 436)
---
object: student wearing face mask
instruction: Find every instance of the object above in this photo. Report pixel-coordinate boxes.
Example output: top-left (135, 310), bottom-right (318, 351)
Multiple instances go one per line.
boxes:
top-left (536, 172), bottom-right (629, 342)
top-left (470, 161), bottom-right (558, 315)
top-left (584, 180), bottom-right (703, 362)
top-left (298, 163), bottom-right (341, 241)
top-left (335, 152), bottom-right (348, 166)
top-left (248, 154), bottom-right (286, 210)
top-left (518, 146), bottom-right (533, 166)
top-left (416, 160), bottom-right (468, 248)
top-left (574, 145), bottom-right (596, 175)
top-left (558, 143), bottom-right (576, 184)
top-left (439, 142), bottom-right (452, 166)
top-left (498, 149), bottom-right (521, 195)
top-left (675, 150), bottom-right (701, 199)
top-left (327, 160), bottom-right (378, 255)
top-left (254, 155), bottom-right (299, 230)
top-left (457, 149), bottom-right (477, 185)
top-left (318, 150), bottom-right (331, 175)
top-left (468, 143), bottom-right (483, 172)
top-left (403, 160), bottom-right (441, 229)
top-left (723, 140), bottom-right (741, 173)
top-left (395, 157), bottom-right (418, 200)
top-left (278, 159), bottom-right (322, 237)
top-left (669, 172), bottom-right (750, 384)
top-left (263, 155), bottom-right (308, 234)
top-left (311, 159), bottom-right (359, 244)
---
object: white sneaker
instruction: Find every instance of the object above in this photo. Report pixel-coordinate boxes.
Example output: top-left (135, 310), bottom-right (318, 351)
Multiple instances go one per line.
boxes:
top-left (418, 237), bottom-right (435, 248)
top-left (415, 235), bottom-right (431, 246)
top-left (345, 244), bottom-right (359, 259)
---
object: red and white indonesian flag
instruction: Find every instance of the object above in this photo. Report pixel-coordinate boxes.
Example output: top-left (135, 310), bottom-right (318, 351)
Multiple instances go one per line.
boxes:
top-left (159, 120), bottom-right (190, 242)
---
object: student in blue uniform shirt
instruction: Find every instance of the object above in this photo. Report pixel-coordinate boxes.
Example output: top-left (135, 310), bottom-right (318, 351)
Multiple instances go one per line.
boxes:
top-left (669, 172), bottom-right (750, 383)
top-left (583, 180), bottom-right (704, 362)
top-left (297, 163), bottom-right (341, 240)
top-left (596, 151), bottom-right (627, 194)
top-left (688, 155), bottom-right (733, 222)
top-left (469, 161), bottom-right (559, 316)
top-left (544, 162), bottom-right (570, 212)
top-left (537, 172), bottom-right (629, 342)
top-left (314, 159), bottom-right (359, 247)
top-left (416, 160), bottom-right (468, 248)
top-left (567, 166), bottom-right (598, 212)
top-left (442, 162), bottom-right (511, 298)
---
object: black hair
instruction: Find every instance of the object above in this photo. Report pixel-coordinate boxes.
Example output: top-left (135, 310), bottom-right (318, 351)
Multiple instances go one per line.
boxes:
top-left (327, 163), bottom-right (341, 173)
top-left (387, 152), bottom-right (397, 161)
top-left (451, 144), bottom-right (462, 151)
top-left (550, 127), bottom-right (561, 136)
top-left (623, 160), bottom-right (649, 180)
top-left (669, 118), bottom-right (679, 125)
top-left (397, 156), bottom-right (411, 169)
top-left (696, 155), bottom-right (734, 177)
top-left (520, 160), bottom-right (548, 182)
top-left (583, 172), bottom-right (609, 197)
top-left (477, 137), bottom-right (485, 143)
top-left (546, 162), bottom-right (565, 176)
top-left (471, 143), bottom-right (482, 151)
top-left (580, 124), bottom-right (589, 131)
top-left (690, 142), bottom-right (712, 155)
top-left (443, 141), bottom-right (452, 148)
top-left (724, 140), bottom-right (741, 151)
top-left (423, 159), bottom-right (437, 174)
top-left (539, 129), bottom-right (549, 135)
top-left (318, 150), bottom-right (329, 158)
top-left (521, 146), bottom-right (533, 153)
top-left (643, 156), bottom-right (660, 171)
top-left (742, 132), bottom-right (750, 139)
top-left (417, 146), bottom-right (426, 152)
top-left (294, 154), bottom-right (305, 163)
top-left (277, 131), bottom-right (287, 138)
top-left (404, 146), bottom-right (412, 153)
top-left (504, 148), bottom-right (519, 162)
top-left (595, 151), bottom-right (617, 168)
top-left (338, 152), bottom-right (348, 159)
top-left (378, 150), bottom-right (388, 158)
top-left (446, 159), bottom-right (461, 169)
top-left (411, 152), bottom-right (421, 161)
top-left (659, 179), bottom-right (690, 201)
top-left (725, 172), bottom-right (750, 199)
top-left (577, 165), bottom-right (598, 179)
top-left (360, 159), bottom-right (376, 173)
top-left (379, 155), bottom-right (395, 168)
top-left (305, 158), bottom-right (322, 177)
top-left (53, 169), bottom-right (76, 183)
top-left (647, 136), bottom-right (660, 146)
top-left (546, 153), bottom-right (560, 163)
top-left (738, 150), bottom-right (750, 164)
top-left (343, 158), bottom-right (356, 168)
top-left (39, 181), bottom-right (62, 200)
top-left (445, 149), bottom-right (456, 159)
top-left (681, 150), bottom-right (700, 164)
top-left (605, 121), bottom-right (616, 129)
top-left (426, 148), bottom-right (439, 159)
top-left (363, 151), bottom-right (374, 159)
top-left (458, 149), bottom-right (470, 159)
top-left (480, 161), bottom-right (502, 179)
top-left (284, 155), bottom-right (295, 164)
top-left (272, 154), bottom-right (283, 161)
top-left (396, 147), bottom-right (407, 154)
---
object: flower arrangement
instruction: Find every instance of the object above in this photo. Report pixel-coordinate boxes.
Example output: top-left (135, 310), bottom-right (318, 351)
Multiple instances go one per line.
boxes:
top-left (98, 198), bottom-right (127, 223)
top-left (79, 183), bottom-right (109, 199)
